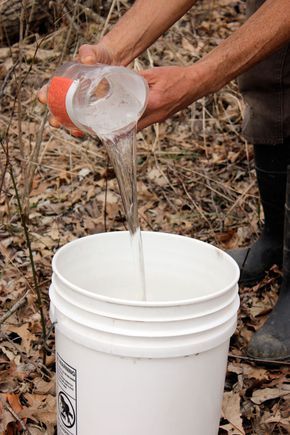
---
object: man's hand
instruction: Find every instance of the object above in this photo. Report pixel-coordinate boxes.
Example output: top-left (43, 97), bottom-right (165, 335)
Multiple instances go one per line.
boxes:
top-left (138, 65), bottom-right (206, 130)
top-left (77, 42), bottom-right (115, 65)
top-left (138, 0), bottom-right (290, 131)
top-left (38, 0), bottom-right (197, 135)
top-left (37, 42), bottom-right (115, 136)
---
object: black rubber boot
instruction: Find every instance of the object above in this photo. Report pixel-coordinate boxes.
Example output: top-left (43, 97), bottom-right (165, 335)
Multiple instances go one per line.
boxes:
top-left (247, 167), bottom-right (290, 360)
top-left (228, 144), bottom-right (289, 285)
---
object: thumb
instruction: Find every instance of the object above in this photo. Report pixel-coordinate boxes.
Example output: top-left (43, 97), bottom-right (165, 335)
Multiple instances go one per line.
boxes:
top-left (78, 44), bottom-right (98, 64)
top-left (138, 68), bottom-right (156, 85)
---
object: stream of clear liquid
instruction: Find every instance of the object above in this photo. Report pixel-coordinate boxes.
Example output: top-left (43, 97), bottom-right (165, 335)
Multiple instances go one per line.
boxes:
top-left (99, 125), bottom-right (147, 301)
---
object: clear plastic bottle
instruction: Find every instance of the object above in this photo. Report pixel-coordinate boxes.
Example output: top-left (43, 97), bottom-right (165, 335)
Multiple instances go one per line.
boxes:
top-left (47, 62), bottom-right (148, 137)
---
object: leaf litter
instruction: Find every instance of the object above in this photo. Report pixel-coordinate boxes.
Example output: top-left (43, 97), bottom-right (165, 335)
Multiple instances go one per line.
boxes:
top-left (0, 0), bottom-right (289, 433)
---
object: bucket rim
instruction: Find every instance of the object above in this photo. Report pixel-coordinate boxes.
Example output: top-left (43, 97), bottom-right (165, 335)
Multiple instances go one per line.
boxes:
top-left (52, 231), bottom-right (240, 307)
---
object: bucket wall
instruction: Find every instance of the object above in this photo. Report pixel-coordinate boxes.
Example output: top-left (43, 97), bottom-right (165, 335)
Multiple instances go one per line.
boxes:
top-left (50, 231), bottom-right (240, 435)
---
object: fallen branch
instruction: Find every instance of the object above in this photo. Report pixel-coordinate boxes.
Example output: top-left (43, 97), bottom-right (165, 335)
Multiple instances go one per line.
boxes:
top-left (0, 290), bottom-right (29, 325)
top-left (228, 353), bottom-right (290, 366)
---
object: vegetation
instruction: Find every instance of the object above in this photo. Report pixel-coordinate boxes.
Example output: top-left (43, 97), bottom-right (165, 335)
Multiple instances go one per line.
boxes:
top-left (0, 1), bottom-right (289, 433)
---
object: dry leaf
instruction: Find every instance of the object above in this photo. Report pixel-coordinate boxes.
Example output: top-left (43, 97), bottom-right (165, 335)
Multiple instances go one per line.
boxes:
top-left (33, 376), bottom-right (56, 395)
top-left (96, 190), bottom-right (119, 204)
top-left (19, 394), bottom-right (56, 426)
top-left (0, 48), bottom-right (10, 59)
top-left (0, 398), bottom-right (15, 432)
top-left (222, 391), bottom-right (245, 435)
top-left (5, 323), bottom-right (34, 354)
top-left (147, 168), bottom-right (167, 187)
top-left (242, 365), bottom-right (269, 381)
top-left (251, 387), bottom-right (290, 405)
top-left (220, 423), bottom-right (244, 434)
top-left (0, 2), bottom-right (288, 434)
top-left (78, 168), bottom-right (91, 180)
top-left (6, 393), bottom-right (23, 414)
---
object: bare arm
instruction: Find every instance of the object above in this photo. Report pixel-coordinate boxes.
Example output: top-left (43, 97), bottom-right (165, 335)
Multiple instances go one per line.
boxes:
top-left (138, 0), bottom-right (290, 129)
top-left (79, 0), bottom-right (196, 64)
top-left (201, 0), bottom-right (290, 93)
top-left (40, 0), bottom-right (290, 132)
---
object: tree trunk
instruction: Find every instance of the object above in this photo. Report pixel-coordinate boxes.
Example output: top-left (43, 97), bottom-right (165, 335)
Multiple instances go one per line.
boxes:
top-left (0, 0), bottom-right (102, 47)
top-left (0, 0), bottom-right (50, 46)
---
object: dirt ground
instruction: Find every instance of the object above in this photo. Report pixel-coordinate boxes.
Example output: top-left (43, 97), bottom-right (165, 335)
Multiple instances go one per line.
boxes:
top-left (0, 0), bottom-right (289, 434)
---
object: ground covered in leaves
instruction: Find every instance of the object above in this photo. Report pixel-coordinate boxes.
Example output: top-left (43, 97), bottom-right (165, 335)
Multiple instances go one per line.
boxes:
top-left (0, 0), bottom-right (289, 434)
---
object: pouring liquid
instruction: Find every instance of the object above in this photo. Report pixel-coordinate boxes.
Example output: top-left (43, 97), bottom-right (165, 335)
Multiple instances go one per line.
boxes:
top-left (60, 68), bottom-right (148, 301)
top-left (98, 125), bottom-right (147, 301)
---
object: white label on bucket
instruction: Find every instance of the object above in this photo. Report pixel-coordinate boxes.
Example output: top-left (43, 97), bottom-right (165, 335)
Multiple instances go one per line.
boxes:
top-left (57, 353), bottom-right (77, 434)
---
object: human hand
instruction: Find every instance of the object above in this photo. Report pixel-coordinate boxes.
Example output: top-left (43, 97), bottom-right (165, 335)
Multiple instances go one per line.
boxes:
top-left (138, 65), bottom-right (207, 130)
top-left (37, 42), bottom-right (115, 136)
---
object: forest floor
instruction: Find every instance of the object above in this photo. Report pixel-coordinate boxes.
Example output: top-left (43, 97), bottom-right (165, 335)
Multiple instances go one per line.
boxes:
top-left (0, 0), bottom-right (289, 434)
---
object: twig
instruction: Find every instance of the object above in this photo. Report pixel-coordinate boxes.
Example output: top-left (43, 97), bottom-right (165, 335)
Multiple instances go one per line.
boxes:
top-left (173, 167), bottom-right (219, 243)
top-left (228, 353), bottom-right (290, 366)
top-left (0, 290), bottom-right (29, 325)
top-left (138, 209), bottom-right (155, 231)
top-left (0, 58), bottom-right (18, 101)
top-left (100, 0), bottom-right (118, 39)
top-left (225, 179), bottom-right (256, 216)
top-left (17, 0), bottom-right (26, 171)
top-left (9, 166), bottom-right (47, 364)
top-left (78, 4), bottom-right (105, 24)
top-left (0, 242), bottom-right (34, 290)
top-left (0, 152), bottom-right (9, 198)
top-left (174, 163), bottom-right (249, 196)
top-left (173, 164), bottom-right (237, 204)
top-left (0, 396), bottom-right (31, 435)
top-left (24, 110), bottom-right (48, 206)
top-left (59, 0), bottom-right (80, 64)
top-left (201, 97), bottom-right (208, 158)
top-left (63, 5), bottom-right (81, 34)
top-left (0, 332), bottom-right (53, 380)
top-left (25, 0), bottom-right (37, 39)
top-left (150, 124), bottom-right (180, 212)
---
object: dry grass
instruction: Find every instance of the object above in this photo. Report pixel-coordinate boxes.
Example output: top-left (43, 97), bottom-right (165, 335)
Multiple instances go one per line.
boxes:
top-left (0, 1), bottom-right (289, 434)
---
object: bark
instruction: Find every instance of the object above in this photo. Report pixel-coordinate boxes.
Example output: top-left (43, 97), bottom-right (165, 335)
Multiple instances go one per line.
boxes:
top-left (0, 0), bottom-right (101, 47)
top-left (0, 0), bottom-right (50, 46)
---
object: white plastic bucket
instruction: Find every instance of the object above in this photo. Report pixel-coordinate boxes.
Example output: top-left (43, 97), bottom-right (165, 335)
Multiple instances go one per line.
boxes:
top-left (49, 231), bottom-right (240, 435)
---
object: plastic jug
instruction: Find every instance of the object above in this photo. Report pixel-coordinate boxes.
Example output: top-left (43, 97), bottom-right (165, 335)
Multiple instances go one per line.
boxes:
top-left (47, 62), bottom-right (148, 136)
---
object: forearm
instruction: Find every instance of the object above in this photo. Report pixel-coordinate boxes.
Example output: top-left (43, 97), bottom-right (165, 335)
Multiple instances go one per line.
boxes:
top-left (197, 0), bottom-right (290, 95)
top-left (102, 0), bottom-right (196, 65)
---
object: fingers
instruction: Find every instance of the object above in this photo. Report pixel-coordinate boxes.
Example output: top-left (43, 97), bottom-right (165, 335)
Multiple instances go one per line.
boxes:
top-left (38, 85), bottom-right (62, 128)
top-left (38, 84), bottom-right (62, 129)
top-left (48, 116), bottom-right (61, 128)
top-left (48, 116), bottom-right (83, 137)
top-left (38, 83), bottom-right (83, 136)
top-left (37, 84), bottom-right (48, 104)
top-left (37, 68), bottom-right (84, 138)
top-left (137, 114), bottom-right (159, 131)
top-left (48, 115), bottom-right (83, 137)
top-left (70, 129), bottom-right (84, 138)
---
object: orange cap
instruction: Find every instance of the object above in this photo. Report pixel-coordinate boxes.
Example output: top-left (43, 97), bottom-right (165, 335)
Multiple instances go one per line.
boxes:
top-left (47, 76), bottom-right (77, 129)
